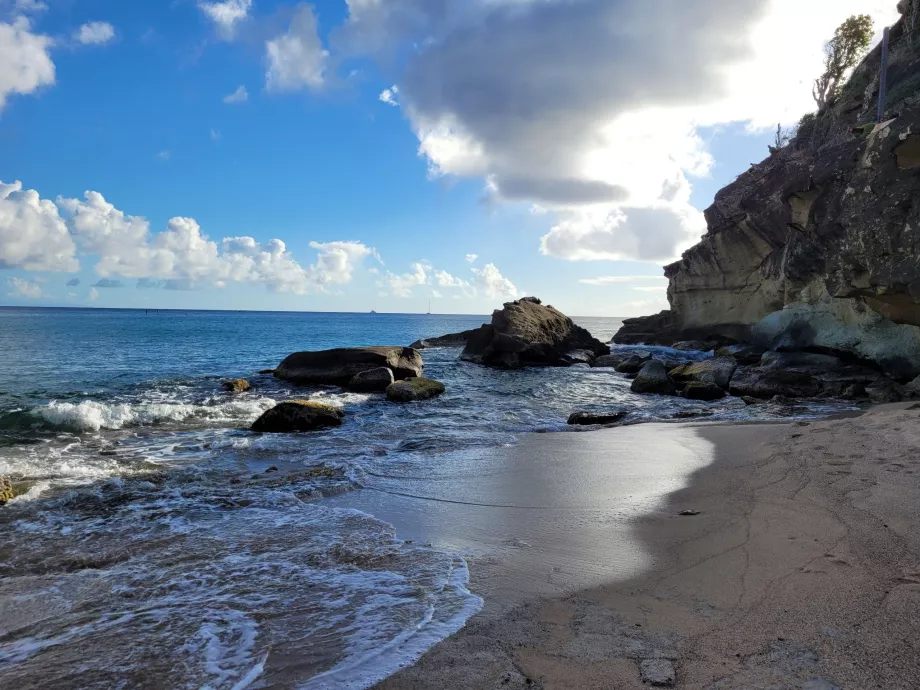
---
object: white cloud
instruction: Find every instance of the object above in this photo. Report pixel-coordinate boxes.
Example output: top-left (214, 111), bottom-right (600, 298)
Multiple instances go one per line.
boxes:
top-left (464, 253), bottom-right (478, 264)
top-left (632, 285), bottom-right (667, 292)
top-left (7, 276), bottom-right (42, 299)
top-left (377, 262), bottom-right (429, 298)
top-left (579, 275), bottom-right (666, 286)
top-left (74, 21), bottom-right (115, 46)
top-left (334, 0), bottom-right (900, 264)
top-left (0, 17), bottom-right (55, 113)
top-left (14, 0), bottom-right (48, 14)
top-left (223, 85), bottom-right (248, 104)
top-left (471, 263), bottom-right (519, 300)
top-left (0, 180), bottom-right (78, 272)
top-left (434, 269), bottom-right (468, 289)
top-left (379, 85), bottom-right (399, 106)
top-left (265, 4), bottom-right (328, 93)
top-left (199, 0), bottom-right (252, 39)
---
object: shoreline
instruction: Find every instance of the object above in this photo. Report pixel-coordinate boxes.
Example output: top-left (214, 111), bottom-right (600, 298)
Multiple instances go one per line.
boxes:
top-left (375, 404), bottom-right (920, 689)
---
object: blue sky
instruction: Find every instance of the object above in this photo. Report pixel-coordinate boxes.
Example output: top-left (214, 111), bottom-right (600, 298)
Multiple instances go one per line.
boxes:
top-left (0, 0), bottom-right (900, 315)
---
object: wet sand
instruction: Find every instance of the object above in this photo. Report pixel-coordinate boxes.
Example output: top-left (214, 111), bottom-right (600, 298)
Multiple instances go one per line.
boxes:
top-left (373, 404), bottom-right (920, 689)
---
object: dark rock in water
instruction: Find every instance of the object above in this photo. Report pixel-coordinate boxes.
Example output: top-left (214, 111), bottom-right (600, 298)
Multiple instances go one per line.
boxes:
top-left (671, 340), bottom-right (711, 352)
top-left (461, 297), bottom-right (608, 368)
top-left (759, 351), bottom-right (843, 371)
top-left (348, 367), bottom-right (394, 393)
top-left (728, 367), bottom-right (820, 399)
top-left (591, 353), bottom-right (625, 368)
top-left (683, 381), bottom-right (726, 401)
top-left (556, 349), bottom-right (597, 366)
top-left (615, 354), bottom-right (651, 374)
top-left (741, 396), bottom-right (761, 405)
top-left (673, 410), bottom-right (714, 419)
top-left (669, 356), bottom-right (737, 389)
top-left (567, 410), bottom-right (629, 426)
top-left (258, 369), bottom-right (275, 375)
top-left (410, 329), bottom-right (478, 349)
top-left (223, 378), bottom-right (250, 393)
top-left (631, 360), bottom-right (676, 396)
top-left (716, 343), bottom-right (767, 365)
top-left (275, 347), bottom-right (423, 385)
top-left (613, 310), bottom-right (681, 346)
top-left (386, 377), bottom-right (446, 402)
top-left (639, 658), bottom-right (676, 687)
top-left (251, 401), bottom-right (344, 433)
top-left (0, 477), bottom-right (14, 506)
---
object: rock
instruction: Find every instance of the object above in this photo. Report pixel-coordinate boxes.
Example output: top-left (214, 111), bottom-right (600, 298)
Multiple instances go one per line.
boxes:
top-left (567, 410), bottom-right (629, 426)
top-left (613, 310), bottom-right (681, 346)
top-left (348, 367), bottom-right (395, 393)
top-left (672, 410), bottom-right (714, 419)
top-left (716, 343), bottom-right (767, 365)
top-left (591, 353), bottom-right (626, 368)
top-left (728, 367), bottom-right (820, 399)
top-left (671, 340), bottom-right (711, 351)
top-left (842, 383), bottom-right (867, 399)
top-left (631, 360), bottom-right (676, 396)
top-left (678, 510), bottom-right (701, 516)
top-left (866, 378), bottom-right (909, 403)
top-left (258, 369), bottom-right (275, 375)
top-left (0, 477), bottom-right (14, 506)
top-left (759, 351), bottom-right (843, 371)
top-left (251, 401), bottom-right (344, 433)
top-left (615, 354), bottom-right (652, 374)
top-left (683, 381), bottom-right (726, 401)
top-left (741, 396), bottom-right (761, 405)
top-left (556, 349), bottom-right (597, 366)
top-left (461, 297), bottom-right (608, 368)
top-left (668, 356), bottom-right (737, 389)
top-left (386, 377), bottom-right (446, 402)
top-left (275, 347), bottom-right (423, 385)
top-left (639, 658), bottom-right (676, 687)
top-left (410, 329), bottom-right (478, 349)
top-left (223, 378), bottom-right (250, 393)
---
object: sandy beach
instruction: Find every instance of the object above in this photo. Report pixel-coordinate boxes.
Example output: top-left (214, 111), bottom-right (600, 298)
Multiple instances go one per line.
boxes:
top-left (375, 404), bottom-right (920, 689)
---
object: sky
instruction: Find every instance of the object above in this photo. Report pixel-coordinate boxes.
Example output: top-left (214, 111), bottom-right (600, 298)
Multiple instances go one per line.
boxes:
top-left (0, 0), bottom-right (902, 316)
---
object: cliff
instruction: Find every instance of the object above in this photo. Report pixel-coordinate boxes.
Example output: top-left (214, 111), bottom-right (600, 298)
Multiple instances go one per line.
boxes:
top-left (616, 4), bottom-right (920, 379)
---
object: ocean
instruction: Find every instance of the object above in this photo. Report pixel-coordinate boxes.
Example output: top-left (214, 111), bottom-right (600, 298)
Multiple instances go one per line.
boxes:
top-left (0, 307), bottom-right (852, 689)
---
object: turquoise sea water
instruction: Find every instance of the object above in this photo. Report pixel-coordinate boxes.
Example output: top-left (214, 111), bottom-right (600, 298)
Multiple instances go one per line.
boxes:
top-left (0, 307), bottom-right (850, 689)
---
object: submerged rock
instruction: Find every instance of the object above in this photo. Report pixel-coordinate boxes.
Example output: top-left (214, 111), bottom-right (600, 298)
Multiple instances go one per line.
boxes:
top-left (274, 347), bottom-right (423, 385)
top-left (223, 378), bottom-right (251, 393)
top-left (386, 377), bottom-right (446, 402)
top-left (348, 367), bottom-right (394, 393)
top-left (410, 329), bottom-right (478, 349)
top-left (567, 410), bottom-right (629, 426)
top-left (631, 360), bottom-right (676, 396)
top-left (461, 297), bottom-right (608, 368)
top-left (0, 477), bottom-right (14, 506)
top-left (251, 401), bottom-right (344, 433)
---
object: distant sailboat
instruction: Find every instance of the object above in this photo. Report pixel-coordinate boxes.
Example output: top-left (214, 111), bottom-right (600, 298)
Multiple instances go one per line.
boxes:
top-left (370, 309), bottom-right (377, 314)
top-left (427, 300), bottom-right (431, 315)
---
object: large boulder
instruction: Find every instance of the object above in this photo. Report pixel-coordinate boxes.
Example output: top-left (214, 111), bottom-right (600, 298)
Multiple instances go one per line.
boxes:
top-left (715, 344), bottom-right (767, 365)
top-left (631, 360), bottom-right (676, 395)
top-left (410, 329), bottom-right (479, 349)
top-left (274, 347), bottom-right (422, 385)
top-left (668, 356), bottom-right (737, 389)
top-left (728, 367), bottom-right (820, 399)
top-left (386, 377), bottom-right (446, 402)
top-left (251, 401), bottom-right (344, 433)
top-left (615, 354), bottom-right (652, 374)
top-left (461, 297), bottom-right (608, 368)
top-left (348, 367), bottom-right (395, 393)
top-left (683, 381), bottom-right (726, 401)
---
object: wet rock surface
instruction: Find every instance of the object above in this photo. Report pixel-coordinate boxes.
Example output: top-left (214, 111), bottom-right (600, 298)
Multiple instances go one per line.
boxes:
top-left (348, 367), bottom-right (395, 393)
top-left (274, 347), bottom-right (423, 385)
top-left (385, 377), bottom-right (446, 403)
top-left (251, 401), bottom-right (344, 433)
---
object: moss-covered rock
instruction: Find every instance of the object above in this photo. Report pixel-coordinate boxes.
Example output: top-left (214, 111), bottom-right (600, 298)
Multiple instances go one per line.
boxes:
top-left (0, 477), bottom-right (14, 506)
top-left (251, 400), bottom-right (344, 433)
top-left (669, 356), bottom-right (737, 389)
top-left (386, 377), bottom-right (446, 402)
top-left (223, 378), bottom-right (251, 393)
top-left (631, 360), bottom-right (676, 396)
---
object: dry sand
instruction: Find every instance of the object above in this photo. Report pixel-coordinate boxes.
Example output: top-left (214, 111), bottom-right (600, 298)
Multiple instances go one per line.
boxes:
top-left (376, 404), bottom-right (920, 689)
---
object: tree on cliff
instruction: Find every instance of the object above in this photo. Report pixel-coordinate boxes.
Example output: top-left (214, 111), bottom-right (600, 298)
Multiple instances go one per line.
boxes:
top-left (812, 14), bottom-right (874, 113)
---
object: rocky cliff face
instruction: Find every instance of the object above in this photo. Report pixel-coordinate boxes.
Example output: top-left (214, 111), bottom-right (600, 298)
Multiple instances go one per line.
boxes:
top-left (616, 5), bottom-right (920, 379)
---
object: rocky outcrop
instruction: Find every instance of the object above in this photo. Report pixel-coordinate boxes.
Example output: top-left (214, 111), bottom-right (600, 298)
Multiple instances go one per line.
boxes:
top-left (274, 347), bottom-right (423, 385)
top-left (251, 401), bottom-right (344, 433)
top-left (614, 6), bottom-right (920, 378)
top-left (631, 360), bottom-right (676, 395)
top-left (567, 410), bottom-right (629, 426)
top-left (410, 330), bottom-right (478, 349)
top-left (386, 377), bottom-right (446, 402)
top-left (348, 367), bottom-right (395, 393)
top-left (223, 378), bottom-right (250, 393)
top-left (461, 297), bottom-right (608, 368)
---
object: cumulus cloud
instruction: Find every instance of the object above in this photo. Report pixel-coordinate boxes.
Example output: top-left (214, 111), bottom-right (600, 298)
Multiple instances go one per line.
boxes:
top-left (7, 276), bottom-right (42, 299)
top-left (199, 0), bottom-right (252, 39)
top-left (377, 262), bottom-right (429, 298)
top-left (470, 263), bottom-right (519, 300)
top-left (223, 85), bottom-right (248, 104)
top-left (0, 181), bottom-right (78, 272)
top-left (74, 21), bottom-right (115, 46)
top-left (333, 0), bottom-right (899, 263)
top-left (379, 86), bottom-right (399, 106)
top-left (14, 0), bottom-right (48, 14)
top-left (464, 254), bottom-right (478, 264)
top-left (0, 17), bottom-right (55, 112)
top-left (265, 4), bottom-right (328, 92)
